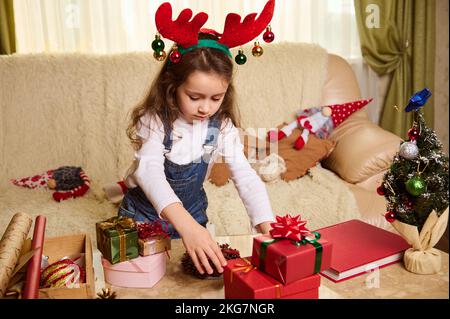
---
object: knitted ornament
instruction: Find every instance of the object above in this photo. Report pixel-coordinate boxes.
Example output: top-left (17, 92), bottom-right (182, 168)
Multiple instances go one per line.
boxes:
top-left (153, 0), bottom-right (275, 65)
top-left (181, 243), bottom-right (240, 279)
top-left (11, 166), bottom-right (90, 202)
top-left (267, 98), bottom-right (373, 150)
top-left (40, 258), bottom-right (85, 288)
top-left (10, 169), bottom-right (54, 189)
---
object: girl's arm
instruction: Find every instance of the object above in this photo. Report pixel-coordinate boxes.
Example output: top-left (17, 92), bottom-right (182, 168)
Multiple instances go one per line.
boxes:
top-left (220, 121), bottom-right (276, 233)
top-left (161, 202), bottom-right (228, 275)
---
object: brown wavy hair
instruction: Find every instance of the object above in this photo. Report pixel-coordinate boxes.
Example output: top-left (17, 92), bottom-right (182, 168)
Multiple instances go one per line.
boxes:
top-left (127, 34), bottom-right (240, 150)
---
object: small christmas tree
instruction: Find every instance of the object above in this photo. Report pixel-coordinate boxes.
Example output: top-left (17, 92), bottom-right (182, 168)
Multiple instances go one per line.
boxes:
top-left (378, 88), bottom-right (449, 231)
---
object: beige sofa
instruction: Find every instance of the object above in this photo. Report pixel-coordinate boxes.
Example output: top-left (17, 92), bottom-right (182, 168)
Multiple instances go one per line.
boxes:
top-left (0, 43), bottom-right (401, 241)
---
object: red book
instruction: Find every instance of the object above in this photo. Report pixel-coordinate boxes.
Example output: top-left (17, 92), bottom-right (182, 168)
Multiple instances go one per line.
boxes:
top-left (316, 219), bottom-right (410, 283)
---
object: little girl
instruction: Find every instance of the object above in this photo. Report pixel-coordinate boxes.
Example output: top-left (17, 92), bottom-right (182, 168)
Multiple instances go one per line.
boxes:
top-left (119, 2), bottom-right (276, 276)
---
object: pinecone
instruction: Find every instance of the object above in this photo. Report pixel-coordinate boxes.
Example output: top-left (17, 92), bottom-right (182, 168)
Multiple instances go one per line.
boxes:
top-left (96, 288), bottom-right (117, 299)
top-left (181, 243), bottom-right (241, 279)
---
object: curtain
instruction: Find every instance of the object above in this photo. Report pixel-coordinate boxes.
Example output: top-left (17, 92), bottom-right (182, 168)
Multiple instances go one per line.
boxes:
top-left (0, 0), bottom-right (16, 54)
top-left (13, 0), bottom-right (361, 58)
top-left (354, 0), bottom-right (436, 137)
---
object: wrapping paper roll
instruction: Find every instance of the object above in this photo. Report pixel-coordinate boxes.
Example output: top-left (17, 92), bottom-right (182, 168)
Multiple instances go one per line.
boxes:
top-left (22, 215), bottom-right (47, 299)
top-left (0, 212), bottom-right (33, 297)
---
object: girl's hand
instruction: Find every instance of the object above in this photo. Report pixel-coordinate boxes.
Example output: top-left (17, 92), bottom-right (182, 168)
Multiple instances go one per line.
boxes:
top-left (256, 221), bottom-right (273, 234)
top-left (179, 221), bottom-right (228, 275)
top-left (161, 202), bottom-right (227, 275)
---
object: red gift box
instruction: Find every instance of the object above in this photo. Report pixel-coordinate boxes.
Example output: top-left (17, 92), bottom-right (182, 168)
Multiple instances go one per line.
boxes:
top-left (224, 257), bottom-right (320, 299)
top-left (251, 234), bottom-right (332, 284)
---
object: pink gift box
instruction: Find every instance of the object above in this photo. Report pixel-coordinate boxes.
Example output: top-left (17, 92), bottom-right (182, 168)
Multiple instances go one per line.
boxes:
top-left (101, 252), bottom-right (166, 288)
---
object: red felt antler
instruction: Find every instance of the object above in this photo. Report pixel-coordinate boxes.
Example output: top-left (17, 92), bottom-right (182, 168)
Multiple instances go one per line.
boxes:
top-left (155, 2), bottom-right (208, 48)
top-left (218, 0), bottom-right (275, 48)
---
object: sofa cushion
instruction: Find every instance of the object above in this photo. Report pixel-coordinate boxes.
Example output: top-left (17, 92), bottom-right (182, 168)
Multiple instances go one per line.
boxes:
top-left (312, 53), bottom-right (402, 185)
top-left (322, 109), bottom-right (402, 184)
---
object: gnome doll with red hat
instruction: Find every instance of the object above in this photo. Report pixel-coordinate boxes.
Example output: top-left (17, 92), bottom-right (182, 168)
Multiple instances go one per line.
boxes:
top-left (268, 98), bottom-right (373, 150)
top-left (11, 166), bottom-right (90, 202)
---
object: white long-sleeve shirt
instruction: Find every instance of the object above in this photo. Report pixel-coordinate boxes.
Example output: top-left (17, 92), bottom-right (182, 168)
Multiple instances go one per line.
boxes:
top-left (124, 114), bottom-right (275, 227)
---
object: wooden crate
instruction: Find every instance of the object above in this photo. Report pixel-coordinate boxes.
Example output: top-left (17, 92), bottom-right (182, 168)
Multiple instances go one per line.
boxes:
top-left (39, 233), bottom-right (95, 299)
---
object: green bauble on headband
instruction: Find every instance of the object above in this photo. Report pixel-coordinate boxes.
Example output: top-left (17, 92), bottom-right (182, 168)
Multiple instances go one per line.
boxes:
top-left (152, 0), bottom-right (276, 65)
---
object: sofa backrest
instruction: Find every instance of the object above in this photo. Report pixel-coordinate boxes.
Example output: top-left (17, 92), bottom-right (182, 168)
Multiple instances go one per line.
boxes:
top-left (0, 43), bottom-right (341, 188)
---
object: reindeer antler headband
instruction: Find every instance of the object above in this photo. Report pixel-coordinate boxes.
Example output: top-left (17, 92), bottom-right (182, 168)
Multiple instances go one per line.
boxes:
top-left (151, 0), bottom-right (276, 65)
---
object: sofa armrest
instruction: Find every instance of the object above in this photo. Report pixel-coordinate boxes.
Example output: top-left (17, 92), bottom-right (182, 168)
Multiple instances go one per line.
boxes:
top-left (319, 53), bottom-right (402, 184)
top-left (322, 110), bottom-right (402, 184)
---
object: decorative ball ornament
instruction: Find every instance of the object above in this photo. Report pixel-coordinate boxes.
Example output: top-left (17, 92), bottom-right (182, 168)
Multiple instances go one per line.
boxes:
top-left (152, 34), bottom-right (166, 62)
top-left (169, 46), bottom-right (182, 64)
top-left (385, 211), bottom-right (396, 223)
top-left (399, 141), bottom-right (419, 160)
top-left (405, 175), bottom-right (427, 196)
top-left (151, 34), bottom-right (165, 52)
top-left (252, 41), bottom-right (264, 57)
top-left (376, 185), bottom-right (385, 196)
top-left (407, 127), bottom-right (420, 141)
top-left (263, 25), bottom-right (275, 43)
top-left (153, 50), bottom-right (166, 62)
top-left (235, 49), bottom-right (247, 65)
top-left (40, 259), bottom-right (83, 288)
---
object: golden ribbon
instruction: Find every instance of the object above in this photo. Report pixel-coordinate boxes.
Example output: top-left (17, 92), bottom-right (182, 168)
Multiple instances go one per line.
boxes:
top-left (230, 258), bottom-right (256, 283)
top-left (229, 258), bottom-right (281, 299)
top-left (98, 216), bottom-right (136, 231)
top-left (99, 217), bottom-right (136, 262)
top-left (118, 229), bottom-right (126, 262)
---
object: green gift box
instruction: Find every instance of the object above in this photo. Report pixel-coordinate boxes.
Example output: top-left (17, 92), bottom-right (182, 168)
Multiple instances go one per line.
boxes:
top-left (96, 216), bottom-right (139, 264)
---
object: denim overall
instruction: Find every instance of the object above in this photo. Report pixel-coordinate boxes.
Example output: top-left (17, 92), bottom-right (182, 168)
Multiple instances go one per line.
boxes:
top-left (118, 116), bottom-right (221, 239)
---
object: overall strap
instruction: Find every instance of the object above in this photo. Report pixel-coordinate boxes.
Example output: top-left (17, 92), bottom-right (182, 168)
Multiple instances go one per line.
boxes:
top-left (162, 112), bottom-right (173, 153)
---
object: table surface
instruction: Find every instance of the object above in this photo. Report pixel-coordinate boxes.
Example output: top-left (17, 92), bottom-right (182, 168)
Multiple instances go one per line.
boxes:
top-left (101, 235), bottom-right (449, 299)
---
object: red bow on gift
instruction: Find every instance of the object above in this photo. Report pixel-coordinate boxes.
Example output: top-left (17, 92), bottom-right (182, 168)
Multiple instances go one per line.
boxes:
top-left (269, 214), bottom-right (312, 241)
top-left (137, 221), bottom-right (170, 239)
